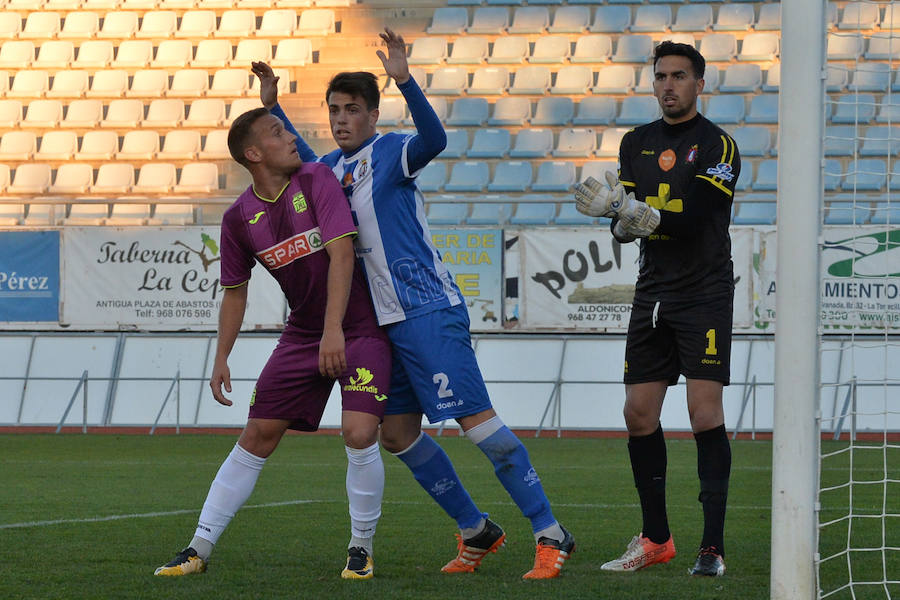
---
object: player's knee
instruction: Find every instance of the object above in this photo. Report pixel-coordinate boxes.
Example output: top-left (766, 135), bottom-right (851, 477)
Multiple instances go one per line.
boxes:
top-left (342, 425), bottom-right (378, 449)
top-left (623, 403), bottom-right (656, 435)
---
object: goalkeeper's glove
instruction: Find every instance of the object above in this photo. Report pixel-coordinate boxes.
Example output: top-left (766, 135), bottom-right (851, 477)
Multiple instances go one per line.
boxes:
top-left (612, 219), bottom-right (637, 244)
top-left (574, 171), bottom-right (625, 218)
top-left (616, 192), bottom-right (660, 238)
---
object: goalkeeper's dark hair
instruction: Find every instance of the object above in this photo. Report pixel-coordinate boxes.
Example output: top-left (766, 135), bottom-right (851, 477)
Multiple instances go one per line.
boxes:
top-left (653, 41), bottom-right (705, 80)
top-left (326, 72), bottom-right (380, 111)
top-left (227, 107), bottom-right (270, 167)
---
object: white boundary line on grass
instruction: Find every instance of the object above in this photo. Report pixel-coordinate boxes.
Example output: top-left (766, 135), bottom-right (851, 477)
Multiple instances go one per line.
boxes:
top-left (0, 499), bottom-right (777, 530)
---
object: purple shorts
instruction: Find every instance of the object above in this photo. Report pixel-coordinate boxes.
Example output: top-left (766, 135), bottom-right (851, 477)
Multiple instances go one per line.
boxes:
top-left (249, 331), bottom-right (391, 431)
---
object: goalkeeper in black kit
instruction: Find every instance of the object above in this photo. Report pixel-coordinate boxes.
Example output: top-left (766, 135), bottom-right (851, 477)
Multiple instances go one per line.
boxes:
top-left (574, 41), bottom-right (740, 577)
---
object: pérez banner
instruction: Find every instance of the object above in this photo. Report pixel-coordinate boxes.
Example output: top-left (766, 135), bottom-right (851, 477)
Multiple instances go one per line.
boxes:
top-left (0, 230), bottom-right (59, 322)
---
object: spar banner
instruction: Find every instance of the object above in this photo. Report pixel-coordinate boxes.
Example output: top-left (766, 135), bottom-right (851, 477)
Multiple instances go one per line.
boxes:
top-left (62, 228), bottom-right (285, 330)
top-left (754, 227), bottom-right (900, 330)
top-left (519, 228), bottom-right (639, 330)
top-left (0, 230), bottom-right (59, 322)
top-left (431, 229), bottom-right (503, 331)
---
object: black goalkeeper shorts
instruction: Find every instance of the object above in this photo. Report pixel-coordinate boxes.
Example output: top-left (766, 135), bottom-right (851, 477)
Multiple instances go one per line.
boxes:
top-left (623, 293), bottom-right (733, 386)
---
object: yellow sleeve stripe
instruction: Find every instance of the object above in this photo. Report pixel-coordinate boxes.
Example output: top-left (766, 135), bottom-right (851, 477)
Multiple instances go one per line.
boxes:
top-left (322, 231), bottom-right (357, 247)
top-left (719, 134), bottom-right (736, 166)
top-left (621, 180), bottom-right (636, 188)
top-left (222, 280), bottom-right (249, 289)
top-left (696, 175), bottom-right (734, 196)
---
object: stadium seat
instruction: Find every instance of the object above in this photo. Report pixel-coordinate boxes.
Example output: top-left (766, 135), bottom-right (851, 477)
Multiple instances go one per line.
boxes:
top-left (532, 161), bottom-right (576, 192)
top-left (258, 9), bottom-right (297, 37)
top-left (733, 201), bottom-right (776, 225)
top-left (33, 40), bottom-right (73, 69)
top-left (756, 4), bottom-right (781, 31)
top-left (113, 41), bottom-right (154, 69)
top-left (488, 96), bottom-right (531, 126)
top-left (177, 10), bottom-right (217, 38)
top-left (445, 161), bottom-right (490, 192)
top-left (738, 33), bottom-right (779, 62)
top-left (882, 5), bottom-right (900, 30)
top-left (72, 40), bottom-right (114, 69)
top-left (551, 65), bottom-right (592, 95)
top-left (35, 130), bottom-right (76, 160)
top-left (509, 6), bottom-right (549, 34)
top-left (699, 33), bottom-right (738, 62)
top-left (272, 39), bottom-right (313, 68)
top-left (631, 5), bottom-right (671, 32)
top-left (64, 203), bottom-right (110, 225)
top-left (487, 36), bottom-right (529, 64)
top-left (198, 130), bottom-right (229, 160)
top-left (751, 160), bottom-right (777, 191)
top-left (746, 94), bottom-right (779, 124)
top-left (553, 128), bottom-right (596, 158)
top-left (375, 97), bottom-right (405, 127)
top-left (404, 96), bottom-right (447, 126)
top-left (573, 97), bottom-right (616, 126)
top-left (107, 203), bottom-right (153, 226)
top-left (209, 69), bottom-right (249, 97)
top-left (22, 204), bottom-right (59, 226)
top-left (427, 202), bottom-right (468, 226)
top-left (876, 96), bottom-right (900, 123)
top-left (592, 65), bottom-right (635, 95)
top-left (849, 63), bottom-right (891, 93)
top-left (154, 203), bottom-right (195, 225)
top-left (731, 126), bottom-right (771, 157)
top-left (60, 99), bottom-right (102, 128)
top-left (58, 11), bottom-right (99, 39)
top-left (672, 5), bottom-right (712, 32)
top-left (20, 12), bottom-right (60, 40)
top-left (427, 7), bottom-right (468, 35)
top-left (865, 33), bottom-right (900, 60)
top-left (445, 97), bottom-right (488, 126)
top-left (0, 14), bottom-right (22, 40)
top-left (705, 95), bottom-right (745, 124)
top-left (0, 200), bottom-right (24, 225)
top-left (190, 40), bottom-right (232, 69)
top-left (487, 161), bottom-right (532, 192)
top-left (532, 96), bottom-right (572, 126)
top-left (86, 70), bottom-right (129, 98)
top-left (838, 2), bottom-right (880, 30)
top-left (825, 65), bottom-right (849, 93)
top-left (409, 37), bottom-right (447, 65)
top-left (98, 12), bottom-right (138, 39)
top-left (596, 128), bottom-right (629, 158)
top-left (445, 36), bottom-right (488, 65)
top-left (529, 35), bottom-right (570, 64)
top-left (570, 34), bottom-right (612, 63)
top-left (554, 203), bottom-right (594, 226)
top-left (827, 33), bottom-right (864, 60)
top-left (830, 93), bottom-right (875, 124)
top-left (439, 129), bottom-right (468, 159)
top-left (21, 99), bottom-right (62, 128)
top-left (427, 67), bottom-right (468, 96)
top-left (215, 10), bottom-right (256, 38)
top-left (715, 4), bottom-right (754, 31)
top-left (734, 161), bottom-right (752, 192)
top-left (509, 66), bottom-right (551, 95)
top-left (468, 7), bottom-right (509, 34)
top-left (590, 5), bottom-right (631, 33)
top-left (719, 64), bottom-right (762, 93)
top-left (468, 129), bottom-right (510, 159)
top-left (510, 203), bottom-right (556, 226)
top-left (467, 202), bottom-right (513, 226)
top-left (6, 70), bottom-right (49, 99)
top-left (133, 163), bottom-right (177, 195)
top-left (158, 130), bottom-right (201, 161)
top-left (174, 163), bottom-right (219, 194)
top-left (632, 64), bottom-right (654, 95)
top-left (617, 96), bottom-right (660, 126)
top-left (824, 201), bottom-right (872, 225)
top-left (149, 40), bottom-right (190, 69)
top-left (0, 99), bottom-right (21, 128)
top-left (384, 67), bottom-right (426, 96)
top-left (549, 6), bottom-right (590, 33)
top-left (142, 98), bottom-right (184, 129)
top-left (76, 130), bottom-right (119, 161)
top-left (126, 69), bottom-right (168, 98)
top-left (98, 99), bottom-right (142, 129)
top-left (8, 163), bottom-right (51, 195)
top-left (0, 131), bottom-right (36, 161)
top-left (843, 159), bottom-right (886, 191)
top-left (468, 67), bottom-right (509, 95)
top-left (297, 9), bottom-right (335, 35)
top-left (416, 161), bottom-right (446, 193)
top-left (763, 64), bottom-right (781, 93)
top-left (870, 201), bottom-right (900, 225)
top-left (860, 126), bottom-right (900, 156)
top-left (612, 35), bottom-right (653, 63)
top-left (232, 40), bottom-right (273, 68)
top-left (137, 11), bottom-right (178, 38)
top-left (824, 126), bottom-right (859, 156)
top-left (510, 128), bottom-right (553, 158)
top-left (823, 158), bottom-right (842, 191)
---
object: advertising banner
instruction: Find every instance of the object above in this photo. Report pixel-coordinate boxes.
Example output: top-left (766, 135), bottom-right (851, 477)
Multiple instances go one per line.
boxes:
top-left (431, 228), bottom-right (504, 331)
top-left (62, 228), bottom-right (285, 330)
top-left (0, 230), bottom-right (59, 322)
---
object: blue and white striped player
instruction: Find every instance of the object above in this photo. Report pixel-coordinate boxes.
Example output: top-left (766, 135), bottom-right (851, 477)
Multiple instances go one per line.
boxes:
top-left (252, 28), bottom-right (574, 579)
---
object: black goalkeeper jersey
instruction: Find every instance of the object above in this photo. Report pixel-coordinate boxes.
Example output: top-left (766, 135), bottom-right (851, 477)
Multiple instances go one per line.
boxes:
top-left (617, 113), bottom-right (740, 301)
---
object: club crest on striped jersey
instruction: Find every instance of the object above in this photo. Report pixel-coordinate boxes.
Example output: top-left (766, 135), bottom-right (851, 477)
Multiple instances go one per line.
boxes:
top-left (687, 145), bottom-right (698, 163)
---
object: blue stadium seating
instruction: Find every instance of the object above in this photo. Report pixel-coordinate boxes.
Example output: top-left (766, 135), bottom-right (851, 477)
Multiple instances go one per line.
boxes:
top-left (440, 129), bottom-right (469, 159)
top-left (672, 5), bottom-right (713, 32)
top-left (746, 94), bottom-right (779, 124)
top-left (831, 93), bottom-right (875, 124)
top-left (417, 161), bottom-right (446, 193)
top-left (869, 201), bottom-right (900, 224)
top-left (445, 97), bottom-right (488, 127)
top-left (617, 96), bottom-right (660, 126)
top-left (731, 126), bottom-right (771, 157)
top-left (467, 202), bottom-right (513, 226)
top-left (705, 95), bottom-right (745, 124)
top-left (488, 161), bottom-right (533, 193)
top-left (445, 161), bottom-right (490, 192)
top-left (510, 128), bottom-right (553, 158)
top-left (733, 201), bottom-right (777, 225)
top-left (467, 128), bottom-right (510, 159)
top-left (554, 203), bottom-right (595, 226)
top-left (589, 5), bottom-right (631, 32)
top-left (842, 159), bottom-right (887, 191)
top-left (532, 161), bottom-right (576, 192)
top-left (532, 96), bottom-right (573, 126)
top-left (753, 160), bottom-right (778, 191)
top-left (859, 126), bottom-right (900, 156)
top-left (488, 96), bottom-right (532, 126)
top-left (572, 97), bottom-right (616, 126)
top-left (824, 159), bottom-right (843, 192)
top-left (824, 201), bottom-right (872, 225)
top-left (824, 126), bottom-right (858, 156)
top-left (612, 35), bottom-right (653, 63)
top-left (510, 203), bottom-right (557, 225)
top-left (427, 202), bottom-right (468, 225)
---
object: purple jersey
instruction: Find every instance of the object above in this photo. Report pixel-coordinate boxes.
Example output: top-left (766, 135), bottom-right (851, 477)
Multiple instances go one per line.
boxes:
top-left (219, 161), bottom-right (381, 338)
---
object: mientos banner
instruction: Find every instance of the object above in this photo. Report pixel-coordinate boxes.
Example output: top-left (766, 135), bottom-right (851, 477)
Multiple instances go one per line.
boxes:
top-left (63, 228), bottom-right (285, 330)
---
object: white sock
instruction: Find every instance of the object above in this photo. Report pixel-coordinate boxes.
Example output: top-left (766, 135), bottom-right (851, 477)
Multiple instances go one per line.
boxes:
top-left (534, 522), bottom-right (565, 544)
top-left (193, 443), bottom-right (266, 554)
top-left (345, 442), bottom-right (383, 554)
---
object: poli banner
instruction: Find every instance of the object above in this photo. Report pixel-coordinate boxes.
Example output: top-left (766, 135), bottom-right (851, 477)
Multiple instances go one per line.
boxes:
top-left (431, 229), bottom-right (503, 331)
top-left (63, 228), bottom-right (285, 330)
top-left (0, 230), bottom-right (59, 321)
top-left (520, 228), bottom-right (639, 330)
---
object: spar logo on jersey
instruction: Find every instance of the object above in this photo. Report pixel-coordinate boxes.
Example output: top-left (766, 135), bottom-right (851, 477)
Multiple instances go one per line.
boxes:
top-left (292, 192), bottom-right (307, 214)
top-left (257, 227), bottom-right (323, 269)
top-left (343, 367), bottom-right (383, 396)
top-left (706, 163), bottom-right (735, 182)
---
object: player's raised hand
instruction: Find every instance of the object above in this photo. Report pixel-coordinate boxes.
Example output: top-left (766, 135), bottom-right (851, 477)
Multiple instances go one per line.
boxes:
top-left (209, 357), bottom-right (233, 407)
top-left (574, 171), bottom-right (624, 218)
top-left (619, 191), bottom-right (661, 237)
top-left (376, 28), bottom-right (410, 85)
top-left (251, 61), bottom-right (279, 110)
top-left (319, 326), bottom-right (347, 379)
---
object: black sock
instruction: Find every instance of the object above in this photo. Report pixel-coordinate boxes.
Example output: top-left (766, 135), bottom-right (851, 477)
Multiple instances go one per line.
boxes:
top-left (628, 424), bottom-right (670, 544)
top-left (694, 424), bottom-right (731, 556)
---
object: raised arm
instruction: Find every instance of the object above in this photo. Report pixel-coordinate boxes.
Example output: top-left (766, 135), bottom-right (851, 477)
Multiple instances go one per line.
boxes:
top-left (251, 61), bottom-right (319, 163)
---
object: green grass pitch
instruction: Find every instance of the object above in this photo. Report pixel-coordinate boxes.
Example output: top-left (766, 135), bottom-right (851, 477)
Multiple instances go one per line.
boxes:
top-left (0, 434), bottom-right (894, 600)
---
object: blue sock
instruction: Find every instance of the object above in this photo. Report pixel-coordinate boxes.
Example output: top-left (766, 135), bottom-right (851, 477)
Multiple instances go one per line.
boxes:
top-left (467, 417), bottom-right (556, 534)
top-left (393, 432), bottom-right (485, 530)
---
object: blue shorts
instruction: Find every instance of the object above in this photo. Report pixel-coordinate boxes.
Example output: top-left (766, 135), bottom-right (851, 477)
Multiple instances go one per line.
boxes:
top-left (383, 302), bottom-right (492, 423)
